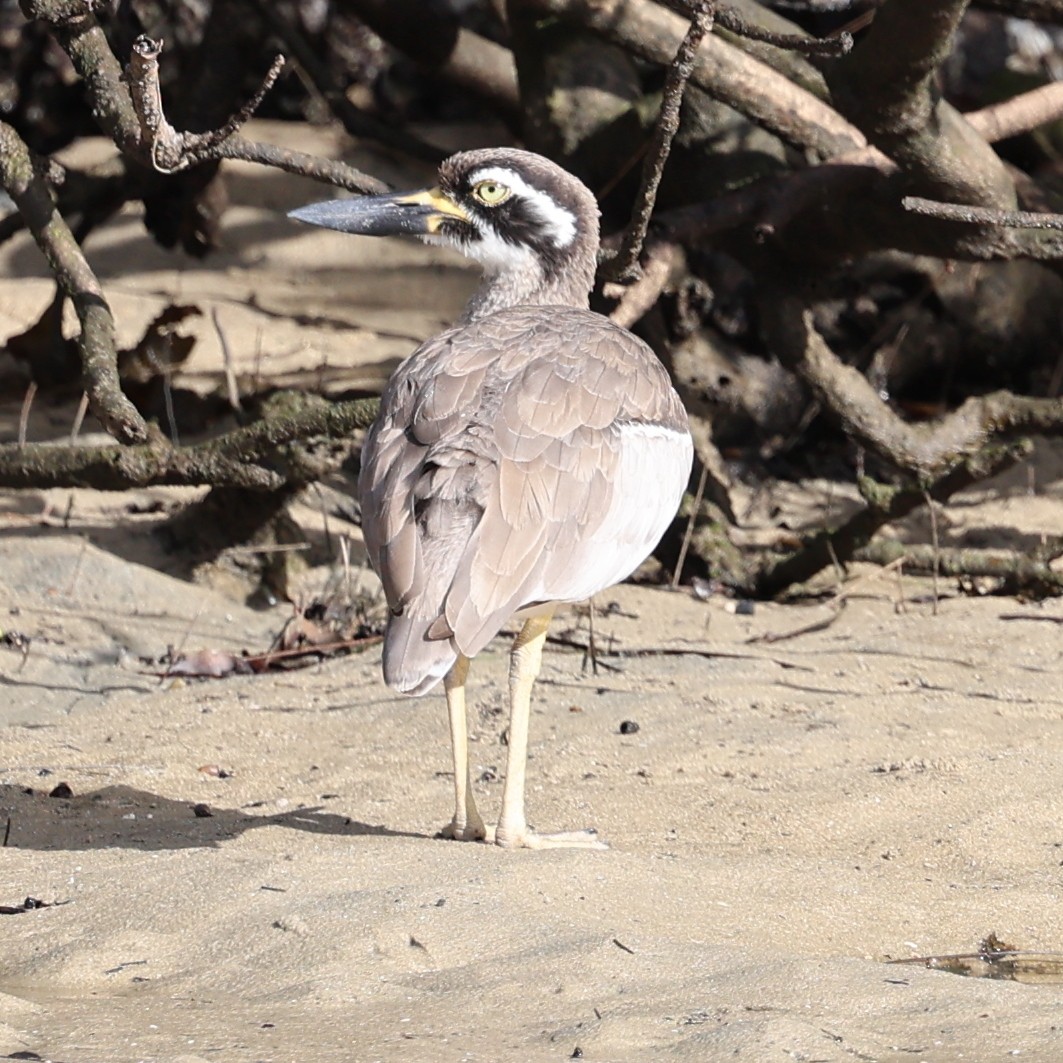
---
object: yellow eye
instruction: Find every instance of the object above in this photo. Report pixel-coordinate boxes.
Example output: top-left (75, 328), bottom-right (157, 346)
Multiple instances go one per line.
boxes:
top-left (473, 180), bottom-right (511, 206)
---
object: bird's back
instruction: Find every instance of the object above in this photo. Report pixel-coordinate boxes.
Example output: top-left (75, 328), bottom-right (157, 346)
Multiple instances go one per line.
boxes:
top-left (359, 305), bottom-right (692, 696)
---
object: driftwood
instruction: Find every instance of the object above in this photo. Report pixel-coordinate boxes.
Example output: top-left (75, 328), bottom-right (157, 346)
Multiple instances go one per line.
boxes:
top-left (4, 0), bottom-right (1063, 597)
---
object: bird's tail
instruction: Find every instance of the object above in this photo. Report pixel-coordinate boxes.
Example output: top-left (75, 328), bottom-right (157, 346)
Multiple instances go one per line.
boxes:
top-left (382, 614), bottom-right (457, 696)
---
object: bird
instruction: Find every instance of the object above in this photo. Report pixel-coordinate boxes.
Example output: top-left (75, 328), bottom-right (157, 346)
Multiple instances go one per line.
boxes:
top-left (290, 148), bottom-right (693, 849)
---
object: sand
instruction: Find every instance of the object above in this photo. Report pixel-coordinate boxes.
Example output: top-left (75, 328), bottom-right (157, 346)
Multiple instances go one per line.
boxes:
top-left (3, 123), bottom-right (1063, 1062)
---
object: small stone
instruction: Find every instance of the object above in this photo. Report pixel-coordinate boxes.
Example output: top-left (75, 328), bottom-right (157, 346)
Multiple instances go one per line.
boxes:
top-left (619, 720), bottom-right (640, 735)
top-left (192, 803), bottom-right (213, 818)
top-left (49, 782), bottom-right (73, 799)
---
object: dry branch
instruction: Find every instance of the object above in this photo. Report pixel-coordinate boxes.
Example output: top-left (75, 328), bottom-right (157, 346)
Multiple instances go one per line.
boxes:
top-left (903, 197), bottom-right (1063, 231)
top-left (752, 442), bottom-right (1033, 598)
top-left (826, 0), bottom-right (1016, 208)
top-left (604, 0), bottom-right (715, 280)
top-left (122, 36), bottom-right (390, 193)
top-left (0, 121), bottom-right (148, 445)
top-left (855, 540), bottom-right (1063, 596)
top-left (0, 399), bottom-right (380, 491)
top-left (965, 81), bottom-right (1063, 143)
top-left (521, 0), bottom-right (867, 158)
top-left (761, 297), bottom-right (1063, 479)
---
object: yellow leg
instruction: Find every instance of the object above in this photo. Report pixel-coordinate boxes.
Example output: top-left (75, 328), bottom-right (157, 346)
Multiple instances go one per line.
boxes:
top-left (439, 654), bottom-right (486, 842)
top-left (495, 612), bottom-right (608, 851)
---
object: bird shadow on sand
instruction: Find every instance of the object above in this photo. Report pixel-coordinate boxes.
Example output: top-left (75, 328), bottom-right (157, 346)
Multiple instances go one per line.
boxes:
top-left (0, 782), bottom-right (426, 852)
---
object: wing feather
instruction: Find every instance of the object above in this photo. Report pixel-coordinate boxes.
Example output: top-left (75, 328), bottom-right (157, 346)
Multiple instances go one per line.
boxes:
top-left (358, 306), bottom-right (692, 688)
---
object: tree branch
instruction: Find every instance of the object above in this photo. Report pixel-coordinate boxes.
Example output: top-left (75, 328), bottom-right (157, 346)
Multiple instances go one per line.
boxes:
top-left (903, 196), bottom-right (1063, 230)
top-left (0, 120), bottom-right (149, 445)
top-left (752, 441), bottom-right (1032, 597)
top-left (761, 296), bottom-right (1063, 479)
top-left (826, 0), bottom-right (1016, 208)
top-left (0, 398), bottom-right (380, 490)
top-left (603, 0), bottom-right (715, 280)
top-left (520, 0), bottom-right (867, 158)
top-left (123, 36), bottom-right (390, 192)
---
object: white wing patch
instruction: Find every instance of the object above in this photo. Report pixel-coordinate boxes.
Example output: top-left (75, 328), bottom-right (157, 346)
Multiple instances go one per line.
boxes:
top-left (536, 422), bottom-right (693, 604)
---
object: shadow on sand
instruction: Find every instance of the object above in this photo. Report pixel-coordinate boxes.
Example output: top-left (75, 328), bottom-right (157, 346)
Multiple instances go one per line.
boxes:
top-left (0, 782), bottom-right (425, 852)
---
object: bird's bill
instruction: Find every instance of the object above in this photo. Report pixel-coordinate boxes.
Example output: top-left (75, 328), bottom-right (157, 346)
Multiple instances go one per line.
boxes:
top-left (288, 187), bottom-right (469, 236)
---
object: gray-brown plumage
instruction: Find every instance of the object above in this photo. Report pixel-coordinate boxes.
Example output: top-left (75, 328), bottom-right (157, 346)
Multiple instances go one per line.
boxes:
top-left (291, 148), bottom-right (692, 849)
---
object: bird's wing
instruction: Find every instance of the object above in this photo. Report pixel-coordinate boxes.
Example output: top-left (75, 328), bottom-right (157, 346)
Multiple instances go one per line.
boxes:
top-left (359, 307), bottom-right (692, 662)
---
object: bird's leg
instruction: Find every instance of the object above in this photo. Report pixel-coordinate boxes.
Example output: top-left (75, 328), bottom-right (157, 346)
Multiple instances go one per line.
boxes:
top-left (439, 654), bottom-right (487, 841)
top-left (495, 612), bottom-right (608, 851)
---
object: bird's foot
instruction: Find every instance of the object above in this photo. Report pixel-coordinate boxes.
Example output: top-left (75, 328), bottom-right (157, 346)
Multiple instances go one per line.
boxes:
top-left (492, 825), bottom-right (609, 851)
top-left (437, 816), bottom-right (488, 842)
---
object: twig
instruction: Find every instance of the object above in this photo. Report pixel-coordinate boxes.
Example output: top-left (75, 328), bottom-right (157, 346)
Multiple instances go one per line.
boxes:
top-left (712, 4), bottom-right (853, 56)
top-left (70, 392), bottom-right (89, 444)
top-left (18, 383), bottom-right (37, 449)
top-left (925, 490), bottom-right (940, 614)
top-left (211, 308), bottom-right (242, 413)
top-left (603, 1), bottom-right (715, 280)
top-left (121, 36), bottom-right (387, 192)
top-left (749, 556), bottom-right (905, 643)
top-left (247, 3), bottom-right (444, 163)
top-left (673, 462), bottom-right (708, 589)
top-left (902, 196), bottom-right (1063, 230)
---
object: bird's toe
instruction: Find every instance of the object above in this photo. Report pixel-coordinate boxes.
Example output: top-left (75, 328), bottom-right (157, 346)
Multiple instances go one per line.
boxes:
top-left (438, 818), bottom-right (488, 842)
top-left (494, 826), bottom-right (609, 851)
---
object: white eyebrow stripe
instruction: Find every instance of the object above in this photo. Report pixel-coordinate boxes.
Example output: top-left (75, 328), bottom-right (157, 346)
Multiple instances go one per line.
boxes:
top-left (468, 166), bottom-right (578, 248)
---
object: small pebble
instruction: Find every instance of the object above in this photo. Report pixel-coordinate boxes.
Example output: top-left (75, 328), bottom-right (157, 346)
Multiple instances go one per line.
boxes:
top-left (619, 720), bottom-right (640, 735)
top-left (192, 803), bottom-right (213, 818)
top-left (49, 782), bottom-right (73, 799)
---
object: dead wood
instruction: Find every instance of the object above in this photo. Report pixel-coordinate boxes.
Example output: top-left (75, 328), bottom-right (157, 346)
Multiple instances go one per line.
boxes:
top-left (751, 442), bottom-right (1033, 599)
top-left (760, 297), bottom-right (1063, 480)
top-left (603, 1), bottom-right (715, 281)
top-left (0, 398), bottom-right (379, 491)
top-left (0, 120), bottom-right (148, 445)
top-left (854, 541), bottom-right (1063, 597)
top-left (7, 0), bottom-right (1063, 605)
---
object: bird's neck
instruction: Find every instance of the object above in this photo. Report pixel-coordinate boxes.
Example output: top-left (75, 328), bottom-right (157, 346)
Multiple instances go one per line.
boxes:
top-left (459, 244), bottom-right (597, 324)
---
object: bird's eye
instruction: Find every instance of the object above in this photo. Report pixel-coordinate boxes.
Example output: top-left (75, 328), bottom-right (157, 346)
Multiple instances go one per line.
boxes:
top-left (473, 180), bottom-right (511, 206)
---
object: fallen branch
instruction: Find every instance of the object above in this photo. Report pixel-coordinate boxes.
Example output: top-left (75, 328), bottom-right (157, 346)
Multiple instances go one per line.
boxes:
top-left (855, 541), bottom-right (1063, 596)
top-left (903, 196), bottom-right (1063, 231)
top-left (0, 398), bottom-right (379, 491)
top-left (0, 121), bottom-right (148, 445)
top-left (761, 297), bottom-right (1063, 479)
top-left (752, 441), bottom-right (1033, 598)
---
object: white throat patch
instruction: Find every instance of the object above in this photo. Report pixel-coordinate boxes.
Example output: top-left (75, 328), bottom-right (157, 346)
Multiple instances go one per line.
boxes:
top-left (467, 166), bottom-right (578, 249)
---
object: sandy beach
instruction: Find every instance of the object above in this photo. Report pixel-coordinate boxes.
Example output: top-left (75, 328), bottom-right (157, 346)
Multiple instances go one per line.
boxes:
top-left (3, 125), bottom-right (1063, 1062)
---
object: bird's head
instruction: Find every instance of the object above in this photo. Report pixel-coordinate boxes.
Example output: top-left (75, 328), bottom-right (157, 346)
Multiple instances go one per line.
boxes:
top-left (289, 148), bottom-right (601, 318)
